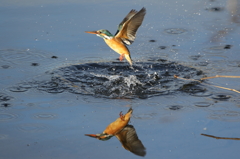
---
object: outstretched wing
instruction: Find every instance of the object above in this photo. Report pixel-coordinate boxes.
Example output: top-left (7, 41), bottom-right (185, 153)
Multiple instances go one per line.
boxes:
top-left (115, 125), bottom-right (146, 157)
top-left (115, 9), bottom-right (138, 36)
top-left (115, 7), bottom-right (146, 45)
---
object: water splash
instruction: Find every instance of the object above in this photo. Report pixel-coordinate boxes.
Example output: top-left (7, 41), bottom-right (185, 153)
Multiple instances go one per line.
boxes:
top-left (10, 60), bottom-right (204, 99)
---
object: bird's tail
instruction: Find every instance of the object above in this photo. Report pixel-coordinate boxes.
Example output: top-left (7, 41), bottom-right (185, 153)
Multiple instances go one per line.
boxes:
top-left (124, 54), bottom-right (132, 66)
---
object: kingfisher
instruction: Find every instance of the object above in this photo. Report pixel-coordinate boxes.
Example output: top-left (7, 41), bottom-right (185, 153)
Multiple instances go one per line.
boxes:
top-left (85, 7), bottom-right (146, 66)
top-left (115, 125), bottom-right (146, 156)
top-left (85, 108), bottom-right (133, 140)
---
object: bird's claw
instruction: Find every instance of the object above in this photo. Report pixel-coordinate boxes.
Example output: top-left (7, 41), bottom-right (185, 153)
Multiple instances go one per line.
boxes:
top-left (119, 54), bottom-right (124, 61)
top-left (119, 111), bottom-right (125, 121)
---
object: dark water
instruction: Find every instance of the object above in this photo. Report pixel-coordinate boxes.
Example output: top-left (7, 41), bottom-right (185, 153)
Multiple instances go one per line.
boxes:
top-left (1, 0), bottom-right (240, 159)
top-left (10, 60), bottom-right (203, 99)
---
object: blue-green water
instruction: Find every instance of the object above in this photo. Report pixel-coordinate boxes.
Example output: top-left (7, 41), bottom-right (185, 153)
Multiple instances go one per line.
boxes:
top-left (1, 0), bottom-right (240, 158)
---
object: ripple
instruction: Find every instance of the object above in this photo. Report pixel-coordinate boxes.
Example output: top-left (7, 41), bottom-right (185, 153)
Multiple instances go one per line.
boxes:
top-left (0, 134), bottom-right (8, 140)
top-left (37, 103), bottom-right (57, 109)
top-left (8, 86), bottom-right (28, 92)
top-left (34, 113), bottom-right (57, 120)
top-left (209, 110), bottom-right (240, 122)
top-left (15, 61), bottom-right (203, 99)
top-left (190, 91), bottom-right (212, 97)
top-left (205, 7), bottom-right (224, 12)
top-left (211, 93), bottom-right (231, 100)
top-left (149, 40), bottom-right (156, 42)
top-left (189, 55), bottom-right (201, 60)
top-left (0, 49), bottom-right (47, 64)
top-left (181, 83), bottom-right (208, 96)
top-left (158, 46), bottom-right (167, 50)
top-left (18, 123), bottom-right (47, 132)
top-left (196, 62), bottom-right (209, 66)
top-left (0, 113), bottom-right (18, 122)
top-left (164, 28), bottom-right (187, 34)
top-left (194, 102), bottom-right (212, 107)
top-left (166, 105), bottom-right (184, 110)
top-left (1, 65), bottom-right (11, 69)
top-left (0, 93), bottom-right (13, 102)
top-left (147, 102), bottom-right (160, 106)
top-left (202, 46), bottom-right (226, 54)
top-left (133, 113), bottom-right (156, 119)
top-left (0, 103), bottom-right (11, 108)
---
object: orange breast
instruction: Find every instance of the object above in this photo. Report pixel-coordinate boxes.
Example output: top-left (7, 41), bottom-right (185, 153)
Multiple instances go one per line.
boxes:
top-left (104, 37), bottom-right (130, 56)
top-left (103, 110), bottom-right (132, 135)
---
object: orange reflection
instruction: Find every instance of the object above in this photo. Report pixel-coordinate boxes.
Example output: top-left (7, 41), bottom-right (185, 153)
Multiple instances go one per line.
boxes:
top-left (85, 108), bottom-right (146, 156)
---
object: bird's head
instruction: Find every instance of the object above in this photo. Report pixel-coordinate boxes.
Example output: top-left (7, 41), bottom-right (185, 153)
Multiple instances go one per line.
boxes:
top-left (85, 133), bottom-right (113, 141)
top-left (85, 29), bottom-right (113, 39)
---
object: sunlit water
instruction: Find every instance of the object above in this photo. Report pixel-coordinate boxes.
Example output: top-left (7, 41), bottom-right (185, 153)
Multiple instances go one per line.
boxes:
top-left (1, 0), bottom-right (240, 159)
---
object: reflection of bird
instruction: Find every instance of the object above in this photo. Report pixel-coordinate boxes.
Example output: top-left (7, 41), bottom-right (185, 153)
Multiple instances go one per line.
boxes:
top-left (115, 125), bottom-right (146, 157)
top-left (85, 108), bottom-right (133, 140)
top-left (85, 8), bottom-right (146, 66)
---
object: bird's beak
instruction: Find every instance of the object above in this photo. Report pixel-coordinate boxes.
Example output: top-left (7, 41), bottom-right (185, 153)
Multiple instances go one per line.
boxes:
top-left (85, 134), bottom-right (99, 138)
top-left (85, 31), bottom-right (99, 34)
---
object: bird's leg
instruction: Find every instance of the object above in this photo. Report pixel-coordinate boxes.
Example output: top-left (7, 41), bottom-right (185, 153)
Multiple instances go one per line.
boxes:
top-left (119, 54), bottom-right (125, 61)
top-left (119, 111), bottom-right (125, 121)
